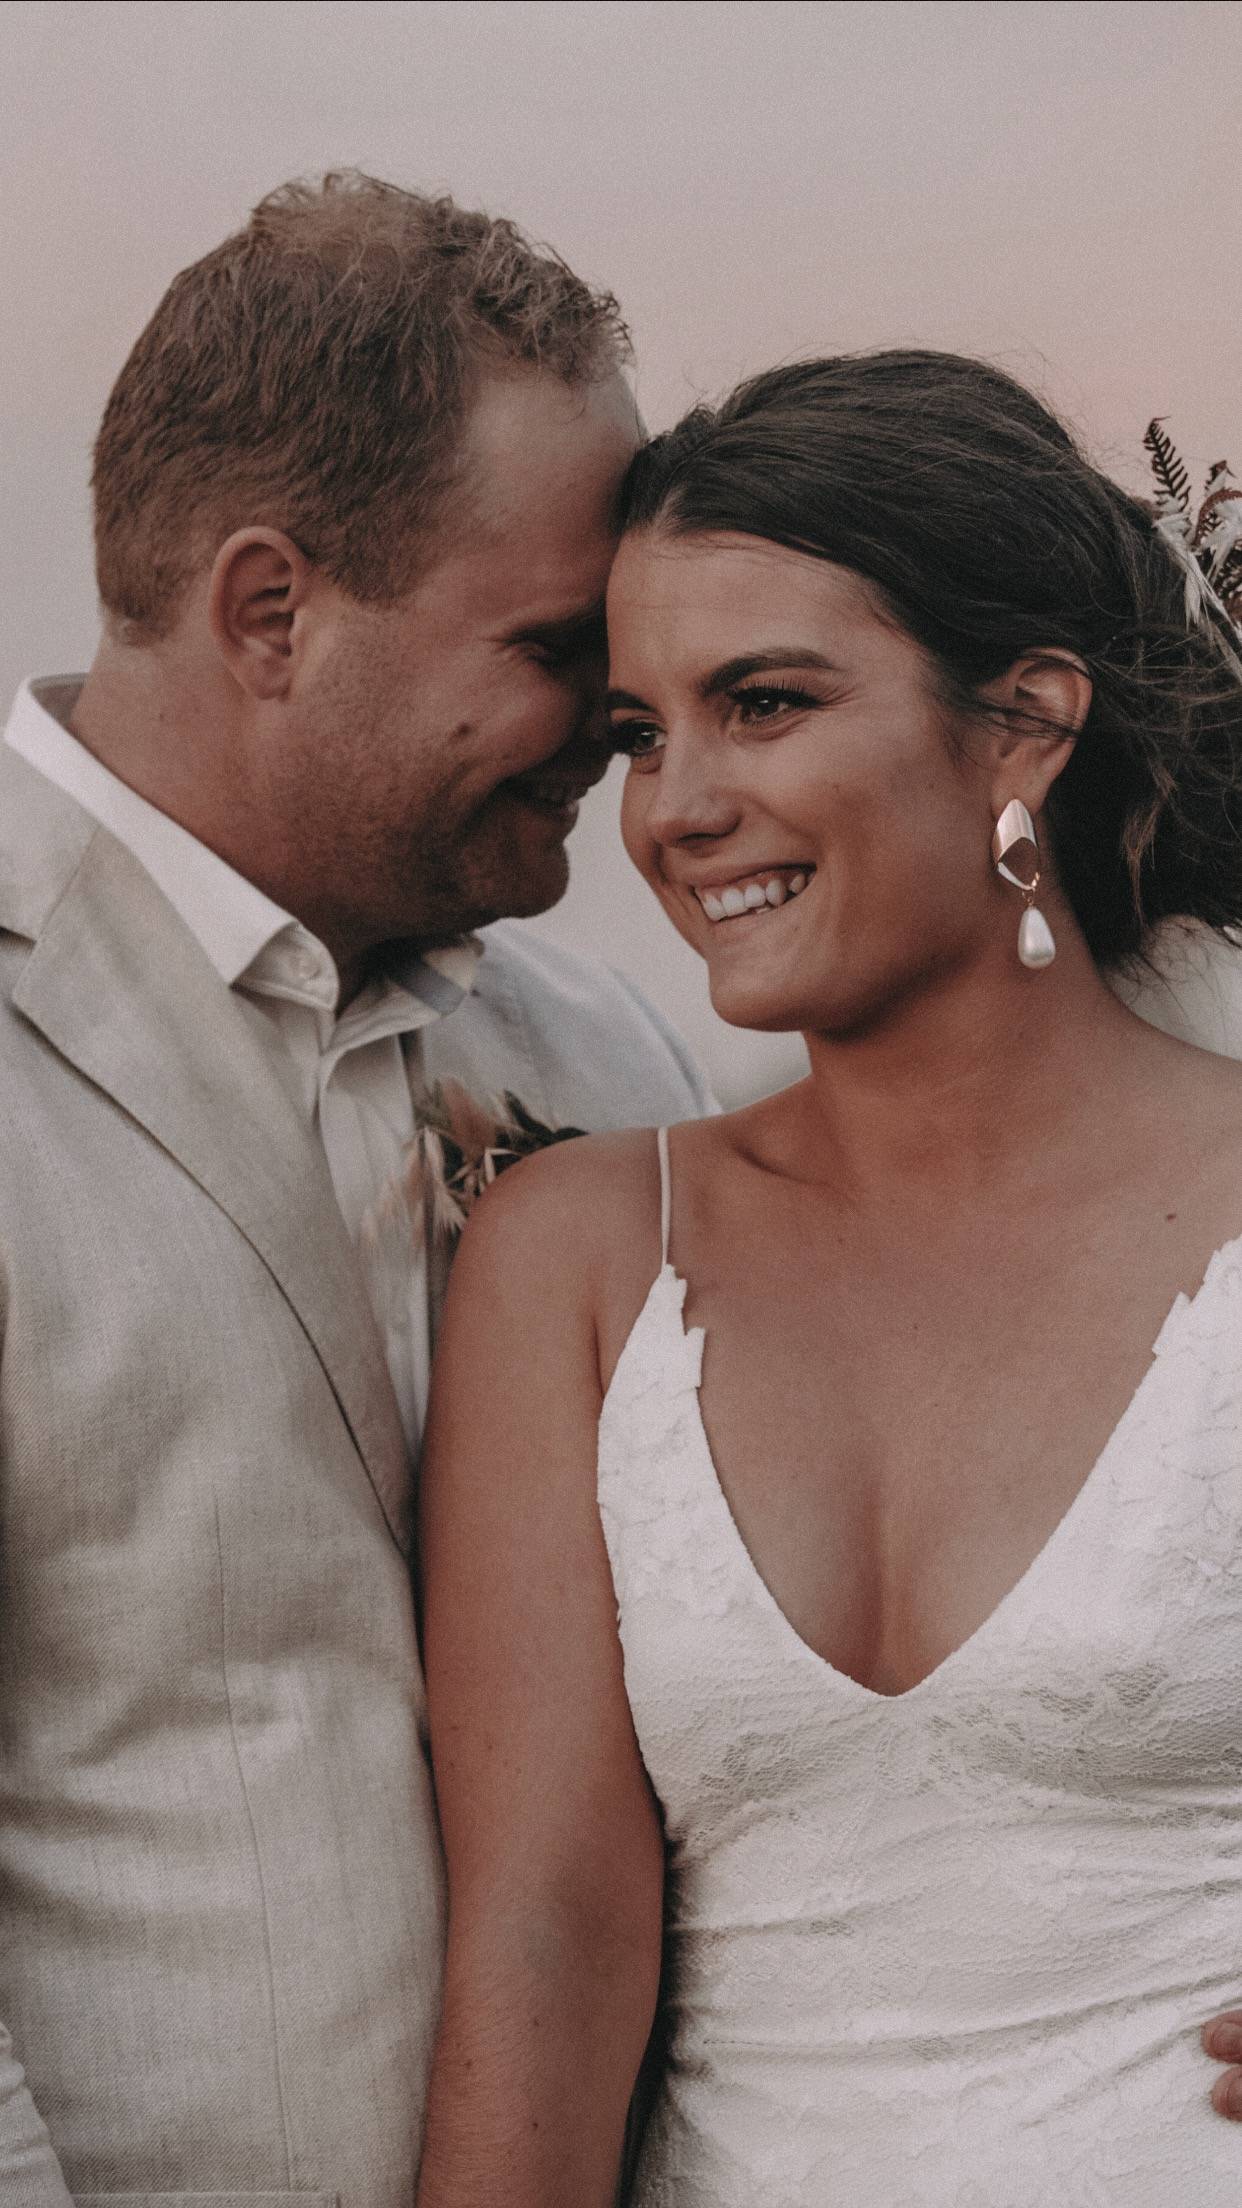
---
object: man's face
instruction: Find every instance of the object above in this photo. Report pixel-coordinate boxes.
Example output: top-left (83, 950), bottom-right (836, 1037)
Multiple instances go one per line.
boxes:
top-left (278, 367), bottom-right (641, 949)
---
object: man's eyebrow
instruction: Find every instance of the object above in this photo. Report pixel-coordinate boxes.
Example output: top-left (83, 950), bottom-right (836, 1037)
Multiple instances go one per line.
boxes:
top-left (700, 648), bottom-right (842, 698)
top-left (508, 607), bottom-right (607, 648)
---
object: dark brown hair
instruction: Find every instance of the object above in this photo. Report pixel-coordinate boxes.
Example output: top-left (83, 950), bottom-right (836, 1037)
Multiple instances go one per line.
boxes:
top-left (619, 350), bottom-right (1242, 965)
top-left (93, 170), bottom-right (630, 637)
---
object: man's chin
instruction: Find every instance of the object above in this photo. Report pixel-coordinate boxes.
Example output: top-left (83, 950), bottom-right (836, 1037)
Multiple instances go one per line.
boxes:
top-left (486, 847), bottom-right (571, 924)
top-left (406, 799), bottom-right (576, 938)
top-left (427, 850), bottom-right (570, 938)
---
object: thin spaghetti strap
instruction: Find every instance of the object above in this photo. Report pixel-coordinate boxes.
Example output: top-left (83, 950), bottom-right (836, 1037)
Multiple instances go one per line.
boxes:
top-left (657, 1126), bottom-right (672, 1270)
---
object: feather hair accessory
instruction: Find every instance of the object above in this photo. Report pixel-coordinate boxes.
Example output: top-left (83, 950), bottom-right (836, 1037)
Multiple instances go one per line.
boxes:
top-left (1144, 420), bottom-right (1242, 659)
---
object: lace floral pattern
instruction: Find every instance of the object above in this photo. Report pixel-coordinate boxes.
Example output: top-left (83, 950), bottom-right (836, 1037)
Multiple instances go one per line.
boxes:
top-left (596, 1243), bottom-right (1242, 2204)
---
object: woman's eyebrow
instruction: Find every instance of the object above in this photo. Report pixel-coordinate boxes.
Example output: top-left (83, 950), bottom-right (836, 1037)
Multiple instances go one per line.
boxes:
top-left (607, 648), bottom-right (842, 716)
top-left (700, 648), bottom-right (841, 697)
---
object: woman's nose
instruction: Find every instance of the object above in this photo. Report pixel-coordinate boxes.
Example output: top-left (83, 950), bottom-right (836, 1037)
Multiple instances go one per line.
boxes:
top-left (643, 743), bottom-right (741, 847)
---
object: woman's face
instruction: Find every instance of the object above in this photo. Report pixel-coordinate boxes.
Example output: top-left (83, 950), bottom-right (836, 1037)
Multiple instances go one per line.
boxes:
top-left (606, 528), bottom-right (998, 1037)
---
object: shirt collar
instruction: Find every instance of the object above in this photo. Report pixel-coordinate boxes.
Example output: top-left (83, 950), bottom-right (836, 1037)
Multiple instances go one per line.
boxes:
top-left (386, 937), bottom-right (481, 1014)
top-left (5, 676), bottom-right (483, 1015)
top-left (6, 675), bottom-right (295, 985)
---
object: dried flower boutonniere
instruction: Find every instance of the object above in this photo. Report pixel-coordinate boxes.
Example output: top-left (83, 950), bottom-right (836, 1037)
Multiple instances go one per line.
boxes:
top-left (358, 1081), bottom-right (585, 1361)
top-left (407, 1080), bottom-right (585, 1331)
top-left (409, 1078), bottom-right (584, 1233)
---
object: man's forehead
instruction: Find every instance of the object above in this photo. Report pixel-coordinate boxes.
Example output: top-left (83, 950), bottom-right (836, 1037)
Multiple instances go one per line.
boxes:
top-left (465, 361), bottom-right (639, 442)
top-left (447, 486), bottom-right (623, 628)
top-left (414, 371), bottom-right (638, 621)
top-left (459, 368), bottom-right (639, 518)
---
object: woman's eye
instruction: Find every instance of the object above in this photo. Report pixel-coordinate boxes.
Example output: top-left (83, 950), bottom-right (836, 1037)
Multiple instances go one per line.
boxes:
top-left (732, 684), bottom-right (818, 725)
top-left (605, 721), bottom-right (666, 764)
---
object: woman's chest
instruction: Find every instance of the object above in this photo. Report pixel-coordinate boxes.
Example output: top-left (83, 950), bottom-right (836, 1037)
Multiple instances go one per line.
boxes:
top-left (681, 1234), bottom-right (1242, 1698)
top-left (603, 1267), bottom-right (1242, 1849)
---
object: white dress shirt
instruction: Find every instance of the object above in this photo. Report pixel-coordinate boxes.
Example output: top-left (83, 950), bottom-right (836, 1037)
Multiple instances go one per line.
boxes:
top-left (5, 676), bottom-right (480, 1451)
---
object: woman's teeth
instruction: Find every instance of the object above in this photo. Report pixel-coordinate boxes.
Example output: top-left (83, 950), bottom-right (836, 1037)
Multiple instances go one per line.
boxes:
top-left (695, 869), bottom-right (811, 924)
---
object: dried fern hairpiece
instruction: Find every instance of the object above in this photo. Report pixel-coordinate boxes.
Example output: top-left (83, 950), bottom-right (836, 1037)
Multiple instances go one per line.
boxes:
top-left (1143, 417), bottom-right (1193, 522)
top-left (1144, 418), bottom-right (1242, 641)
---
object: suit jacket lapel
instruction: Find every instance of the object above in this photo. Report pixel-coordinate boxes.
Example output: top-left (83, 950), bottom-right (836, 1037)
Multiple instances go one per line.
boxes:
top-left (7, 796), bottom-right (411, 1553)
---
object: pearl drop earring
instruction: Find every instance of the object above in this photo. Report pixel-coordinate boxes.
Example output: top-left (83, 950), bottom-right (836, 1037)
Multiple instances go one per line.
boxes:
top-left (991, 800), bottom-right (1056, 970)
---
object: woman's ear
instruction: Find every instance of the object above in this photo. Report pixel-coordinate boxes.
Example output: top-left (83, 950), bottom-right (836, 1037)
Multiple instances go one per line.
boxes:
top-left (207, 528), bottom-right (312, 701)
top-left (976, 648), bottom-right (1092, 821)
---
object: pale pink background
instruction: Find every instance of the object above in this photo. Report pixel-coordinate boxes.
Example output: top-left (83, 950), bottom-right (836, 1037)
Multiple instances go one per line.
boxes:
top-left (2, 0), bottom-right (1236, 1099)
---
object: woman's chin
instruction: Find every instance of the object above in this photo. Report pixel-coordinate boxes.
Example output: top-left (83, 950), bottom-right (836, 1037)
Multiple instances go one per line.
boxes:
top-left (706, 971), bottom-right (819, 1035)
top-left (707, 959), bottom-right (886, 1038)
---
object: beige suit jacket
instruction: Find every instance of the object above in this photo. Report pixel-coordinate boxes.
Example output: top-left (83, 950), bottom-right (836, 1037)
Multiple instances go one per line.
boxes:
top-left (0, 746), bottom-right (711, 2208)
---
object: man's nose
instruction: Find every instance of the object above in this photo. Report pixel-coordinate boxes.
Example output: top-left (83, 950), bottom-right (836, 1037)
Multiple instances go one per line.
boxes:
top-left (545, 715), bottom-right (612, 793)
top-left (568, 641), bottom-right (610, 747)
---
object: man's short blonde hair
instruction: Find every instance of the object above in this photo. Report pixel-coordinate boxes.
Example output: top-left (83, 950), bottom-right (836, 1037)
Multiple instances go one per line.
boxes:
top-left (92, 170), bottom-right (631, 637)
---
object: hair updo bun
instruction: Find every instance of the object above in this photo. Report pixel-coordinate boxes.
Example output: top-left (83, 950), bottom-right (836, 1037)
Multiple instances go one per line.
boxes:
top-left (618, 350), bottom-right (1242, 967)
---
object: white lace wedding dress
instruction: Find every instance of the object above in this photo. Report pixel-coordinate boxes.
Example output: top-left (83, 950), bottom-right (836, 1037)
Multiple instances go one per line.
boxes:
top-left (598, 1127), bottom-right (1242, 2206)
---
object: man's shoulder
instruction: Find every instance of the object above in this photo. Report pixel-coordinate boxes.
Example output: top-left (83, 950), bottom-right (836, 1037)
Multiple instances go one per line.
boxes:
top-left (0, 740), bottom-right (99, 943)
top-left (423, 920), bottom-right (716, 1131)
top-left (476, 920), bottom-right (663, 1024)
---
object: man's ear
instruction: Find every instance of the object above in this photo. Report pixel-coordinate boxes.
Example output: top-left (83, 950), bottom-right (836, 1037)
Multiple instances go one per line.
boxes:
top-left (975, 649), bottom-right (1092, 821)
top-left (207, 528), bottom-right (313, 701)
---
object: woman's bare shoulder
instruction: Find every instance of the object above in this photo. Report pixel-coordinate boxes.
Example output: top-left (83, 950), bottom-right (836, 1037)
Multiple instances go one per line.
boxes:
top-left (450, 1117), bottom-right (736, 1371)
top-left (463, 1127), bottom-right (658, 1243)
top-left (447, 1125), bottom-right (673, 1314)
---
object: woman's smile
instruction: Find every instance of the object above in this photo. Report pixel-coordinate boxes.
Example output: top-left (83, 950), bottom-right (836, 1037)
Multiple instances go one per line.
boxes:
top-left (683, 862), bottom-right (815, 925)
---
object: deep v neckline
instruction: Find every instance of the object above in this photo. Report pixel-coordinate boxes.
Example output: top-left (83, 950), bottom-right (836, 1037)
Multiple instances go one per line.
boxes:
top-left (624, 1232), bottom-right (1242, 1707)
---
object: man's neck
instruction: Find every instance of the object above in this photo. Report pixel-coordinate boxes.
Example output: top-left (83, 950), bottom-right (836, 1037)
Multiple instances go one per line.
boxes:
top-left (72, 643), bottom-right (234, 831)
top-left (70, 647), bottom-right (369, 1002)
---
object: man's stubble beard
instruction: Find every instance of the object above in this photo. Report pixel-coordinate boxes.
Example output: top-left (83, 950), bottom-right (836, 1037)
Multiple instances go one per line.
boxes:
top-left (283, 688), bottom-right (572, 947)
top-left (387, 794), bottom-right (572, 947)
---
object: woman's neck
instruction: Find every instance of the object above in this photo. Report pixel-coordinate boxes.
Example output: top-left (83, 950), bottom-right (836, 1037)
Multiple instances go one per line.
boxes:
top-left (789, 922), bottom-right (1146, 1208)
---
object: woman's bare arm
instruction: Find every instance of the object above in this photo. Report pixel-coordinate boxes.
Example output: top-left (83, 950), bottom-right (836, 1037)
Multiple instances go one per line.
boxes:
top-left (415, 1144), bottom-right (665, 2208)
